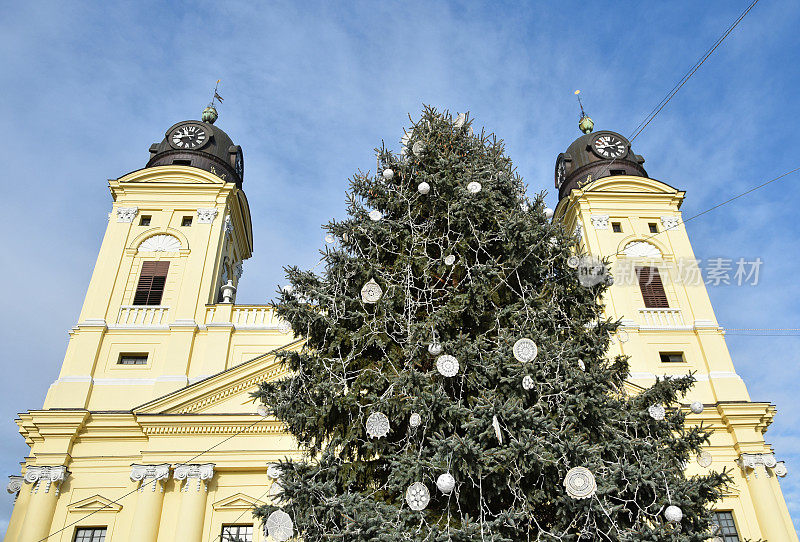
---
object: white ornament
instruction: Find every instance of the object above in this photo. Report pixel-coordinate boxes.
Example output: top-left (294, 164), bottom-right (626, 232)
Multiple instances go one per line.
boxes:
top-left (265, 509), bottom-right (294, 541)
top-left (382, 168), bottom-right (394, 180)
top-left (444, 254), bottom-right (456, 266)
top-left (361, 279), bottom-right (383, 304)
top-left (522, 375), bottom-right (534, 390)
top-left (454, 112), bottom-right (466, 129)
top-left (690, 401), bottom-right (704, 414)
top-left (409, 412), bottom-right (422, 428)
top-left (492, 415), bottom-right (503, 444)
top-left (278, 319), bottom-right (292, 334)
top-left (549, 237), bottom-right (559, 247)
top-left (418, 181), bottom-right (430, 195)
top-left (617, 330), bottom-right (629, 343)
top-left (567, 255), bottom-right (580, 268)
top-left (282, 284), bottom-right (294, 294)
top-left (520, 202), bottom-right (529, 212)
top-left (578, 359), bottom-right (586, 371)
top-left (428, 342), bottom-right (443, 355)
top-left (268, 481), bottom-right (284, 501)
top-left (664, 505), bottom-right (683, 523)
top-left (257, 404), bottom-right (269, 417)
top-left (412, 140), bottom-right (425, 155)
top-left (648, 404), bottom-right (666, 421)
top-left (369, 209), bottom-right (383, 222)
top-left (436, 472), bottom-right (456, 494)
top-left (697, 451), bottom-right (713, 468)
top-left (267, 464), bottom-right (283, 479)
top-left (366, 412), bottom-right (390, 439)
top-left (513, 338), bottom-right (538, 363)
top-left (325, 234), bottom-right (334, 243)
top-left (436, 354), bottom-right (459, 377)
top-left (563, 467), bottom-right (597, 499)
top-left (406, 482), bottom-right (430, 510)
top-left (544, 207), bottom-right (554, 220)
top-left (467, 181), bottom-right (482, 193)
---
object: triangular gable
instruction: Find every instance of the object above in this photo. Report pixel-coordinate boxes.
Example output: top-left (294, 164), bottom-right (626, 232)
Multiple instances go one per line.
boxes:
top-left (67, 495), bottom-right (123, 513)
top-left (134, 339), bottom-right (304, 415)
top-left (213, 492), bottom-right (266, 511)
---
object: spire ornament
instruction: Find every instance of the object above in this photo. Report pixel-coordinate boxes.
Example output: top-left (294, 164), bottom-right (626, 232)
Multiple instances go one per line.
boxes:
top-left (202, 79), bottom-right (223, 124)
top-left (575, 90), bottom-right (594, 134)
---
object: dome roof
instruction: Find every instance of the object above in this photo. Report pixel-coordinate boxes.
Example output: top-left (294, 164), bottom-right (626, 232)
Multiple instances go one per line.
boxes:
top-left (146, 120), bottom-right (243, 187)
top-left (555, 130), bottom-right (646, 200)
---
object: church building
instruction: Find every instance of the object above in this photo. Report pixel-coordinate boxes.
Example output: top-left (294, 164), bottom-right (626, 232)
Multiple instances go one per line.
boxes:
top-left (4, 107), bottom-right (797, 541)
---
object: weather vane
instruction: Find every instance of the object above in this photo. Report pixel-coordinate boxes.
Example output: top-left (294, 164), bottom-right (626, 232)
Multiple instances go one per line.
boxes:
top-left (574, 90), bottom-right (594, 134)
top-left (202, 80), bottom-right (223, 124)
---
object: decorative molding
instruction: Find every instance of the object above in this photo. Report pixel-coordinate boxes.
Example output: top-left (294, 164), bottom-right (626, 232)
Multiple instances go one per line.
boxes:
top-left (589, 214), bottom-right (610, 229)
top-left (197, 208), bottom-right (219, 224)
top-left (622, 240), bottom-right (661, 259)
top-left (116, 207), bottom-right (139, 223)
top-left (174, 463), bottom-right (215, 492)
top-left (24, 465), bottom-right (69, 494)
top-left (67, 495), bottom-right (123, 513)
top-left (235, 263), bottom-right (244, 279)
top-left (574, 223), bottom-right (583, 242)
top-left (738, 453), bottom-right (781, 479)
top-left (138, 234), bottom-right (182, 252)
top-left (224, 214), bottom-right (234, 236)
top-left (7, 475), bottom-right (23, 497)
top-left (660, 216), bottom-right (680, 230)
top-left (130, 464), bottom-right (170, 492)
top-left (213, 492), bottom-right (266, 511)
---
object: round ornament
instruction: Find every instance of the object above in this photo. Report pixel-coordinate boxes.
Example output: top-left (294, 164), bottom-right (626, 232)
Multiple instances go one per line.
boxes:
top-left (418, 182), bottom-right (430, 195)
top-left (265, 509), bottom-right (294, 542)
top-left (369, 210), bottom-right (383, 222)
top-left (567, 255), bottom-right (580, 268)
top-left (563, 466), bottom-right (597, 499)
top-left (282, 284), bottom-right (294, 294)
top-left (549, 237), bottom-right (559, 247)
top-left (466, 181), bottom-right (482, 194)
top-left (325, 234), bottom-right (334, 244)
top-left (522, 375), bottom-right (534, 390)
top-left (648, 404), bottom-right (666, 421)
top-left (454, 112), bottom-right (467, 129)
top-left (406, 482), bottom-right (430, 511)
top-left (544, 208), bottom-right (554, 220)
top-left (617, 330), bottom-right (629, 343)
top-left (436, 354), bottom-right (459, 377)
top-left (257, 404), bottom-right (269, 417)
top-left (412, 141), bottom-right (425, 155)
top-left (361, 278), bottom-right (383, 304)
top-left (664, 505), bottom-right (683, 523)
top-left (409, 412), bottom-right (422, 428)
top-left (365, 412), bottom-right (390, 439)
top-left (697, 451), bottom-right (713, 468)
top-left (267, 464), bottom-right (283, 479)
top-left (513, 338), bottom-right (538, 363)
top-left (436, 473), bottom-right (456, 494)
top-left (690, 401), bottom-right (704, 414)
top-left (428, 342), bottom-right (443, 355)
top-left (383, 168), bottom-right (394, 180)
top-left (268, 481), bottom-right (284, 501)
top-left (444, 254), bottom-right (456, 266)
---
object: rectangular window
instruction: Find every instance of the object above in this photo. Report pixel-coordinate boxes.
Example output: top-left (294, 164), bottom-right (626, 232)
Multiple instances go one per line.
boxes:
top-left (173, 159), bottom-right (192, 166)
top-left (181, 216), bottom-right (193, 227)
top-left (636, 266), bottom-right (669, 308)
top-left (649, 222), bottom-right (658, 233)
top-left (659, 352), bottom-right (684, 364)
top-left (139, 215), bottom-right (151, 226)
top-left (711, 511), bottom-right (741, 542)
top-left (118, 353), bottom-right (148, 365)
top-left (133, 261), bottom-right (169, 305)
top-left (74, 528), bottom-right (106, 542)
top-left (612, 222), bottom-right (622, 233)
top-left (221, 525), bottom-right (253, 542)
top-left (610, 169), bottom-right (626, 176)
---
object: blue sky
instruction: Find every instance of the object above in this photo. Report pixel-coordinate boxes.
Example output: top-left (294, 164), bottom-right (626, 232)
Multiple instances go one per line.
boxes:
top-left (1, 0), bottom-right (799, 534)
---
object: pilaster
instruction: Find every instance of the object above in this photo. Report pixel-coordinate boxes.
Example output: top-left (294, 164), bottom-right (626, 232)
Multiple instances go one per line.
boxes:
top-left (737, 453), bottom-right (797, 541)
top-left (173, 463), bottom-right (215, 542)
top-left (128, 464), bottom-right (170, 542)
top-left (17, 466), bottom-right (69, 542)
top-left (6, 476), bottom-right (28, 541)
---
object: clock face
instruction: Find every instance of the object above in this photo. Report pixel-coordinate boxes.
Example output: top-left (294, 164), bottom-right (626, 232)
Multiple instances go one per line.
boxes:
top-left (555, 157), bottom-right (567, 187)
top-left (592, 134), bottom-right (627, 159)
top-left (169, 124), bottom-right (208, 150)
top-left (234, 149), bottom-right (244, 179)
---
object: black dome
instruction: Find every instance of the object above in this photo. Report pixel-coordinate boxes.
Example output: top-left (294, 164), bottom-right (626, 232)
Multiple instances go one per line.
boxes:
top-left (147, 120), bottom-right (243, 187)
top-left (555, 130), bottom-right (646, 200)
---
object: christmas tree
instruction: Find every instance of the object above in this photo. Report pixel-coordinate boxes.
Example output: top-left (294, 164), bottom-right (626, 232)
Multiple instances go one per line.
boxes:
top-left (254, 106), bottom-right (729, 541)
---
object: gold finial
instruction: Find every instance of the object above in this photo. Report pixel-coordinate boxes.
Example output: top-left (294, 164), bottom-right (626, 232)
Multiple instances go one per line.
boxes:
top-left (575, 90), bottom-right (594, 134)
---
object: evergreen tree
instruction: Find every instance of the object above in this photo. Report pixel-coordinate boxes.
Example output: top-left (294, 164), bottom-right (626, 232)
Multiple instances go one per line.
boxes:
top-left (254, 106), bottom-right (729, 541)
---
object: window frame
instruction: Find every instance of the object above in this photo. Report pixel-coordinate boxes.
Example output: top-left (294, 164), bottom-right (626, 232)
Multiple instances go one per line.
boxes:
top-left (648, 222), bottom-right (658, 233)
top-left (73, 527), bottom-right (107, 542)
top-left (659, 352), bottom-right (685, 364)
top-left (118, 353), bottom-right (149, 366)
top-left (220, 524), bottom-right (254, 542)
top-left (181, 216), bottom-right (193, 227)
top-left (139, 215), bottom-right (152, 226)
top-left (611, 222), bottom-right (622, 233)
top-left (711, 511), bottom-right (741, 542)
top-left (133, 261), bottom-right (170, 306)
top-left (636, 265), bottom-right (669, 308)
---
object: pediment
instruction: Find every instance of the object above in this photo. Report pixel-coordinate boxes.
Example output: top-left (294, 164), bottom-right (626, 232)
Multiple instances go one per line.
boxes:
top-left (67, 495), bottom-right (122, 513)
top-left (589, 176), bottom-right (679, 194)
top-left (213, 492), bottom-right (266, 511)
top-left (134, 339), bottom-right (304, 415)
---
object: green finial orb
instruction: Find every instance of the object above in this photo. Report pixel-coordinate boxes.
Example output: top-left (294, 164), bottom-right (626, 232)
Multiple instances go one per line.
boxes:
top-left (579, 115), bottom-right (594, 134)
top-left (202, 105), bottom-right (218, 124)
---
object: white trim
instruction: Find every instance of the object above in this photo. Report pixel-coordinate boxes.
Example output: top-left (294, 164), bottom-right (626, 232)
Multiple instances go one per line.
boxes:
top-left (708, 371), bottom-right (741, 379)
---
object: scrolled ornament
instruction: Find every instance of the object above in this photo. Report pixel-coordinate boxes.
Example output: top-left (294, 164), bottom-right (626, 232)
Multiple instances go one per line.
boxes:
top-left (563, 466), bottom-right (597, 499)
top-left (365, 412), bottom-right (390, 439)
top-left (466, 181), bottom-right (482, 193)
top-left (406, 482), bottom-right (430, 510)
top-left (513, 338), bottom-right (538, 363)
top-left (409, 412), bottom-right (422, 428)
top-left (361, 278), bottom-right (383, 304)
top-left (427, 342), bottom-right (442, 355)
top-left (697, 451), bottom-right (713, 468)
top-left (436, 354), bottom-right (459, 377)
top-left (265, 509), bottom-right (294, 542)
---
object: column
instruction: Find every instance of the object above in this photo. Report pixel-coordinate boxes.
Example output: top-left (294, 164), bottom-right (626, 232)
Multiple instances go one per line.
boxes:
top-left (739, 453), bottom-right (793, 541)
top-left (16, 466), bottom-right (69, 542)
top-left (172, 463), bottom-right (215, 542)
top-left (6, 476), bottom-right (28, 541)
top-left (128, 464), bottom-right (171, 542)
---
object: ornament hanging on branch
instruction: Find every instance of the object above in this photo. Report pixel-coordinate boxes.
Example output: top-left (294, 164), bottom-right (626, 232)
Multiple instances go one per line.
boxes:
top-left (369, 210), bottom-right (383, 222)
top-left (522, 375), bottom-right (534, 390)
top-left (412, 141), bottom-right (425, 156)
top-left (325, 234), bottom-right (334, 244)
top-left (454, 112), bottom-right (467, 129)
top-left (265, 510), bottom-right (294, 542)
top-left (578, 359), bottom-right (586, 371)
top-left (361, 279), bottom-right (383, 304)
top-left (365, 412), bottom-right (390, 439)
top-left (664, 505), bottom-right (683, 523)
top-left (418, 182), bottom-right (430, 195)
top-left (257, 404), bottom-right (269, 417)
top-left (267, 464), bottom-right (282, 479)
top-left (648, 404), bottom-right (666, 421)
top-left (428, 342), bottom-right (442, 355)
top-left (563, 466), bottom-right (597, 499)
top-left (567, 255), bottom-right (580, 268)
top-left (513, 338), bottom-right (538, 363)
top-left (382, 168), bottom-right (394, 180)
top-left (436, 473), bottom-right (456, 494)
top-left (492, 415), bottom-right (503, 444)
top-left (444, 254), bottom-right (456, 266)
top-left (409, 412), bottom-right (422, 428)
top-left (690, 401), bottom-right (704, 414)
top-left (467, 181), bottom-right (482, 194)
top-left (544, 207), bottom-right (554, 220)
top-left (436, 355), bottom-right (459, 377)
top-left (406, 482), bottom-right (430, 510)
top-left (697, 451), bottom-right (713, 468)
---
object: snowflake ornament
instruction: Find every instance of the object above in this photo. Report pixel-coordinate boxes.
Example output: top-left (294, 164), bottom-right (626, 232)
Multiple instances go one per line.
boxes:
top-left (361, 279), bottom-right (382, 304)
top-left (522, 375), bottom-right (534, 390)
top-left (382, 168), bottom-right (394, 180)
top-left (436, 473), bottom-right (456, 494)
top-left (409, 412), bottom-right (422, 428)
top-left (406, 482), bottom-right (430, 510)
top-left (418, 181), bottom-right (430, 195)
top-left (412, 140), bottom-right (425, 156)
top-left (368, 210), bottom-right (383, 222)
top-left (366, 412), bottom-right (390, 439)
top-left (466, 181), bottom-right (482, 193)
top-left (648, 404), bottom-right (666, 421)
top-left (697, 451), bottom-right (713, 468)
top-left (265, 509), bottom-right (294, 542)
top-left (690, 401), bottom-right (704, 414)
top-left (563, 466), bottom-right (597, 499)
top-left (436, 355), bottom-right (459, 377)
top-left (664, 505), bottom-right (683, 523)
top-left (444, 254), bottom-right (456, 266)
top-left (513, 338), bottom-right (538, 363)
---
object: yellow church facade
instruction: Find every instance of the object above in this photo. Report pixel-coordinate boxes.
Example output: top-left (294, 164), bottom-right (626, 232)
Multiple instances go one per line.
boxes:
top-left (4, 115), bottom-right (797, 541)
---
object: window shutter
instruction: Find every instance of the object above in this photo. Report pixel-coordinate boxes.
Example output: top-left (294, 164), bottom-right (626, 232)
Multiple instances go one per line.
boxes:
top-left (636, 266), bottom-right (669, 308)
top-left (134, 261), bottom-right (169, 305)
